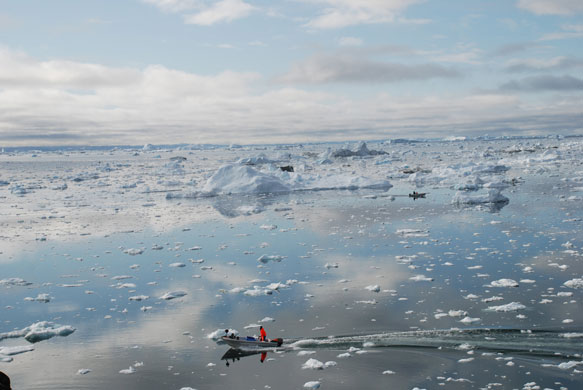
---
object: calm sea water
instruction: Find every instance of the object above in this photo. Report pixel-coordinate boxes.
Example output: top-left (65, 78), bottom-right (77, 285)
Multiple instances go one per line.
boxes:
top-left (1, 140), bottom-right (582, 389)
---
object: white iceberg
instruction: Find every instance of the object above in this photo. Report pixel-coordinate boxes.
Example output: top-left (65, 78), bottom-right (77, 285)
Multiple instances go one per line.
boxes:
top-left (452, 189), bottom-right (509, 204)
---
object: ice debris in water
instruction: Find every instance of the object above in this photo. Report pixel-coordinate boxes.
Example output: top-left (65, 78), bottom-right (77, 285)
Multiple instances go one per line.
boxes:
top-left (489, 279), bottom-right (519, 288)
top-left (486, 302), bottom-right (526, 312)
top-left (24, 293), bottom-right (51, 303)
top-left (159, 290), bottom-right (187, 300)
top-left (77, 369), bottom-right (91, 375)
top-left (365, 285), bottom-right (380, 293)
top-left (0, 321), bottom-right (75, 343)
top-left (119, 366), bottom-right (136, 374)
top-left (0, 345), bottom-right (35, 362)
top-left (564, 278), bottom-right (583, 289)
top-left (301, 358), bottom-right (336, 370)
top-left (257, 255), bottom-right (286, 264)
top-left (452, 189), bottom-right (509, 205)
top-left (303, 381), bottom-right (321, 389)
top-left (0, 278), bottom-right (33, 286)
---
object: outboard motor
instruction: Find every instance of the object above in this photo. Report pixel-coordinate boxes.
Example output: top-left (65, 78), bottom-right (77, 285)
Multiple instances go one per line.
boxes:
top-left (272, 338), bottom-right (283, 347)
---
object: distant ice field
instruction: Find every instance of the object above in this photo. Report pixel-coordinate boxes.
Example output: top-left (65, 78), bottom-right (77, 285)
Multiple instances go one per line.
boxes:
top-left (1, 137), bottom-right (582, 389)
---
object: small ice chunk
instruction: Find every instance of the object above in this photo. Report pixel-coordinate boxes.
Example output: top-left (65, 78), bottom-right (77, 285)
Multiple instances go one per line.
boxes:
top-left (490, 279), bottom-right (519, 288)
top-left (129, 295), bottom-right (149, 301)
top-left (486, 302), bottom-right (526, 312)
top-left (119, 366), bottom-right (136, 374)
top-left (460, 317), bottom-right (481, 324)
top-left (410, 275), bottom-right (433, 282)
top-left (0, 345), bottom-right (35, 356)
top-left (564, 278), bottom-right (583, 289)
top-left (159, 290), bottom-right (187, 300)
top-left (302, 358), bottom-right (324, 370)
top-left (0, 278), bottom-right (32, 286)
top-left (303, 381), bottom-right (321, 389)
top-left (169, 262), bottom-right (186, 268)
top-left (257, 255), bottom-right (285, 264)
top-left (77, 369), bottom-right (91, 375)
top-left (123, 248), bottom-right (144, 256)
top-left (365, 285), bottom-right (380, 293)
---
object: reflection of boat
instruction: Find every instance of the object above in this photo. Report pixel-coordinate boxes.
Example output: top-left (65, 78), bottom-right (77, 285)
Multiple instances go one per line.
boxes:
top-left (409, 192), bottom-right (426, 199)
top-left (221, 348), bottom-right (269, 366)
top-left (221, 336), bottom-right (283, 350)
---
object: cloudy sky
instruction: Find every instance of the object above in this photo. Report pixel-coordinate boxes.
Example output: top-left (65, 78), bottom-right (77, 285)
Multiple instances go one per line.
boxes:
top-left (0, 0), bottom-right (582, 146)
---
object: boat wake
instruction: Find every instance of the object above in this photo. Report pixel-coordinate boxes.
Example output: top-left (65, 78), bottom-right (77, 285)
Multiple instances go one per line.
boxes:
top-left (287, 328), bottom-right (583, 359)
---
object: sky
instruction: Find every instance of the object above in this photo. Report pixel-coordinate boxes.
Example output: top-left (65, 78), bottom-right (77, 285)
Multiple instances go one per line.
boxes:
top-left (0, 0), bottom-right (582, 146)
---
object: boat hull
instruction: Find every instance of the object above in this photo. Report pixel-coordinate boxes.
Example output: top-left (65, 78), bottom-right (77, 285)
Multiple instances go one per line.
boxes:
top-left (221, 336), bottom-right (282, 350)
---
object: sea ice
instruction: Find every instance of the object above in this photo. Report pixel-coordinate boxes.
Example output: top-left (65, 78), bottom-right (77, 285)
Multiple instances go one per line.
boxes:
top-left (490, 279), bottom-right (519, 288)
top-left (452, 190), bottom-right (509, 205)
top-left (0, 278), bottom-right (32, 286)
top-left (564, 278), bottom-right (583, 289)
top-left (159, 291), bottom-right (187, 300)
top-left (301, 358), bottom-right (325, 370)
top-left (257, 255), bottom-right (285, 264)
top-left (303, 381), bottom-right (321, 389)
top-left (486, 302), bottom-right (526, 312)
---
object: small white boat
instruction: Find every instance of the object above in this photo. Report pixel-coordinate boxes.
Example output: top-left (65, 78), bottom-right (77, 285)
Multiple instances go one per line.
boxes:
top-left (221, 336), bottom-right (283, 350)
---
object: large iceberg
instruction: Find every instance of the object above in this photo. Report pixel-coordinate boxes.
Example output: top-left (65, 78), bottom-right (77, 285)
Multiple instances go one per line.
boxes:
top-left (202, 164), bottom-right (290, 195)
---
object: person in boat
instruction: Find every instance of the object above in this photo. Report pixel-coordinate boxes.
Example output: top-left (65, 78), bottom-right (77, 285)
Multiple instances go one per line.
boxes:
top-left (259, 326), bottom-right (267, 341)
top-left (0, 371), bottom-right (11, 390)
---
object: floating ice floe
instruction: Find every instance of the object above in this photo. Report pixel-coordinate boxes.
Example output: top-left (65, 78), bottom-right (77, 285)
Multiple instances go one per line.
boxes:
top-left (564, 278), bottom-right (583, 289)
top-left (257, 254), bottom-right (286, 264)
top-left (159, 290), bottom-right (187, 300)
top-left (489, 279), bottom-right (519, 288)
top-left (301, 358), bottom-right (336, 370)
top-left (0, 278), bottom-right (33, 286)
top-left (77, 368), bottom-right (91, 375)
top-left (452, 190), bottom-right (509, 205)
top-left (486, 302), bottom-right (526, 312)
top-left (24, 293), bottom-right (51, 303)
top-left (364, 285), bottom-right (380, 293)
top-left (396, 229), bottom-right (429, 238)
top-left (410, 275), bottom-right (433, 282)
top-left (0, 345), bottom-right (35, 362)
top-left (0, 321), bottom-right (75, 343)
top-left (328, 141), bottom-right (387, 158)
top-left (460, 316), bottom-right (481, 324)
top-left (129, 295), bottom-right (149, 301)
top-left (123, 248), bottom-right (144, 256)
top-left (303, 381), bottom-right (321, 389)
top-left (168, 161), bottom-right (392, 198)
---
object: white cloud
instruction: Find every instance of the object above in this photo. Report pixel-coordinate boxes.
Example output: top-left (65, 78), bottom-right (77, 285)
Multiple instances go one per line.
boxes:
top-left (0, 47), bottom-right (581, 147)
top-left (302, 0), bottom-right (424, 29)
top-left (184, 0), bottom-right (254, 25)
top-left (540, 24), bottom-right (583, 41)
top-left (504, 56), bottom-right (583, 72)
top-left (142, 0), bottom-right (202, 13)
top-left (338, 37), bottom-right (363, 47)
top-left (278, 53), bottom-right (460, 84)
top-left (517, 0), bottom-right (583, 15)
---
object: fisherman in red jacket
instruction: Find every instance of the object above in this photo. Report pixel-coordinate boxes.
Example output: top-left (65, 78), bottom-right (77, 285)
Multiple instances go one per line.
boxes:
top-left (259, 326), bottom-right (267, 341)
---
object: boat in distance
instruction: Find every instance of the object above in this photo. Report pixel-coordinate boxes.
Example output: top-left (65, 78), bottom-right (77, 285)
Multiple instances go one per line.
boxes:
top-left (221, 336), bottom-right (283, 350)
